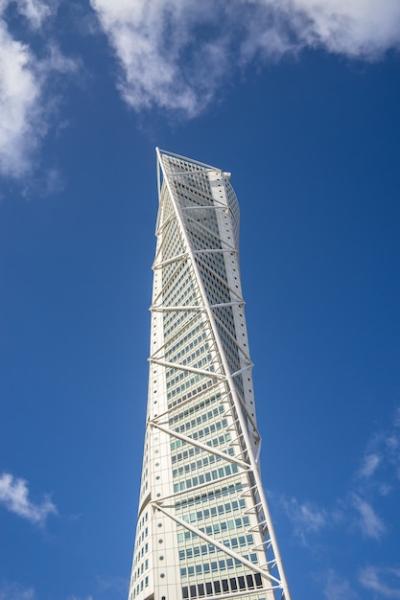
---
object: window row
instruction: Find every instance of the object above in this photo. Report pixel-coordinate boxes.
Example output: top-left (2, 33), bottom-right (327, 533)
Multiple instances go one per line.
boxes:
top-left (169, 392), bottom-right (221, 427)
top-left (182, 572), bottom-right (264, 599)
top-left (168, 378), bottom-right (215, 410)
top-left (166, 355), bottom-right (213, 392)
top-left (166, 331), bottom-right (208, 367)
top-left (177, 514), bottom-right (250, 542)
top-left (131, 574), bottom-right (149, 598)
top-left (135, 526), bottom-right (148, 545)
top-left (133, 542), bottom-right (148, 561)
top-left (171, 426), bottom-right (231, 452)
top-left (178, 534), bottom-right (254, 561)
top-left (161, 262), bottom-right (193, 303)
top-left (164, 321), bottom-right (205, 361)
top-left (189, 418), bottom-right (228, 441)
top-left (162, 287), bottom-right (197, 326)
top-left (172, 405), bottom-right (224, 435)
top-left (173, 462), bottom-right (239, 493)
top-left (132, 558), bottom-right (149, 582)
top-left (171, 433), bottom-right (232, 465)
top-left (181, 498), bottom-right (246, 526)
top-left (165, 342), bottom-right (208, 381)
top-left (175, 481), bottom-right (243, 511)
top-left (180, 553), bottom-right (258, 578)
top-left (172, 446), bottom-right (234, 480)
top-left (163, 300), bottom-right (200, 339)
top-left (162, 279), bottom-right (196, 314)
top-left (167, 373), bottom-right (209, 402)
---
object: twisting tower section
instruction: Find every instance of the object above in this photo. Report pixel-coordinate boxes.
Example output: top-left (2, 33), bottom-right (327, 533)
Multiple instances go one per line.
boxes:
top-left (129, 149), bottom-right (291, 600)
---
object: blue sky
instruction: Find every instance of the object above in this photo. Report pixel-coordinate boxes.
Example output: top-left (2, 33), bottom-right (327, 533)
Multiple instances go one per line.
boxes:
top-left (0, 2), bottom-right (400, 599)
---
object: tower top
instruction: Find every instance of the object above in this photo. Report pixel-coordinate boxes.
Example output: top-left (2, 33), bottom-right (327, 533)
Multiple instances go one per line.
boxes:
top-left (156, 146), bottom-right (224, 173)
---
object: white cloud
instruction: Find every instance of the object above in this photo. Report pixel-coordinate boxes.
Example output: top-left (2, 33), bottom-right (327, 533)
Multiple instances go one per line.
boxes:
top-left (90, 0), bottom-right (400, 117)
top-left (0, 19), bottom-right (43, 177)
top-left (359, 566), bottom-right (400, 598)
top-left (89, 1), bottom-right (223, 116)
top-left (14, 0), bottom-right (51, 29)
top-left (0, 1), bottom-right (77, 180)
top-left (351, 494), bottom-right (386, 540)
top-left (278, 408), bottom-right (400, 546)
top-left (359, 453), bottom-right (381, 478)
top-left (0, 472), bottom-right (57, 525)
top-left (323, 570), bottom-right (359, 600)
top-left (0, 582), bottom-right (35, 600)
top-left (357, 406), bottom-right (400, 489)
top-left (276, 0), bottom-right (400, 58)
top-left (40, 43), bottom-right (80, 75)
top-left (279, 490), bottom-right (388, 544)
top-left (280, 496), bottom-right (327, 543)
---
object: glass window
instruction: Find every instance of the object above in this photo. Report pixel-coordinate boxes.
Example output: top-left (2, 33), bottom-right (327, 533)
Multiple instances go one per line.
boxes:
top-left (246, 574), bottom-right (254, 589)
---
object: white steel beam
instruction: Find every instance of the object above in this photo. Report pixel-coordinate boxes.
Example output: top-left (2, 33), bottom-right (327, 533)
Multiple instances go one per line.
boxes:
top-left (149, 420), bottom-right (251, 469)
top-left (149, 357), bottom-right (225, 380)
top-left (150, 305), bottom-right (203, 313)
top-left (152, 502), bottom-right (282, 587)
top-left (152, 252), bottom-right (188, 270)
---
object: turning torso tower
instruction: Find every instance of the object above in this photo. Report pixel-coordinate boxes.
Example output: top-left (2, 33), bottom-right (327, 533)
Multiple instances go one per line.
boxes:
top-left (128, 150), bottom-right (291, 600)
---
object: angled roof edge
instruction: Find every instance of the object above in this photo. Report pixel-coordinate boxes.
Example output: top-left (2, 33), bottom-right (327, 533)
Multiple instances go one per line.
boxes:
top-left (156, 147), bottom-right (223, 172)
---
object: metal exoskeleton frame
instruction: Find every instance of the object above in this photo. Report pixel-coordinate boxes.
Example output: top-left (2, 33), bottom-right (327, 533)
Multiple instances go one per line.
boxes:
top-left (129, 149), bottom-right (292, 600)
top-left (150, 149), bottom-right (291, 600)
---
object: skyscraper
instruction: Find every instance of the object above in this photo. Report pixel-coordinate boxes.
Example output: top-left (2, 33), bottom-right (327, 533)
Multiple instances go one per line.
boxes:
top-left (128, 150), bottom-right (291, 600)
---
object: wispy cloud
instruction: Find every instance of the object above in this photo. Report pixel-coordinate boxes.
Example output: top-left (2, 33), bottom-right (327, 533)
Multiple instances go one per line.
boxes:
top-left (96, 575), bottom-right (128, 597)
top-left (277, 407), bottom-right (400, 545)
top-left (279, 496), bottom-right (327, 544)
top-left (278, 489), bottom-right (387, 543)
top-left (357, 406), bottom-right (400, 492)
top-left (351, 494), bottom-right (386, 540)
top-left (358, 453), bottom-right (381, 479)
top-left (65, 574), bottom-right (127, 600)
top-left (0, 582), bottom-right (35, 600)
top-left (0, 1), bottom-right (78, 181)
top-left (359, 566), bottom-right (400, 598)
top-left (89, 0), bottom-right (400, 117)
top-left (323, 570), bottom-right (359, 600)
top-left (0, 472), bottom-right (57, 526)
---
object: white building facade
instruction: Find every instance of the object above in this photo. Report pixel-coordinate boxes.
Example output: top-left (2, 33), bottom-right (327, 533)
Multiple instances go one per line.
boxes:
top-left (128, 150), bottom-right (291, 600)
